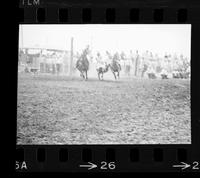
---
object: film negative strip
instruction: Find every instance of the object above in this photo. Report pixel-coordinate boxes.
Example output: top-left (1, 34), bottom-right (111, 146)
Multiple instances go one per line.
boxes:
top-left (14, 0), bottom-right (200, 174)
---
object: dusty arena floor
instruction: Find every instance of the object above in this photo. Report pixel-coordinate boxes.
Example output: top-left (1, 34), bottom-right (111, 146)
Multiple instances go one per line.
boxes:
top-left (17, 73), bottom-right (191, 144)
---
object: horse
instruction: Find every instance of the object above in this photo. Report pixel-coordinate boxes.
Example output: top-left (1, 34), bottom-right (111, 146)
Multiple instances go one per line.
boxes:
top-left (96, 63), bottom-right (109, 80)
top-left (76, 55), bottom-right (89, 80)
top-left (108, 60), bottom-right (121, 80)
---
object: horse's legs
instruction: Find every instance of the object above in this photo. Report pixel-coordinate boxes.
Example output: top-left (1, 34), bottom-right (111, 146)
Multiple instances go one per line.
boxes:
top-left (117, 71), bottom-right (120, 79)
top-left (98, 72), bottom-right (100, 80)
top-left (101, 73), bottom-right (104, 80)
top-left (112, 71), bottom-right (116, 80)
top-left (85, 70), bottom-right (88, 80)
top-left (81, 71), bottom-right (85, 80)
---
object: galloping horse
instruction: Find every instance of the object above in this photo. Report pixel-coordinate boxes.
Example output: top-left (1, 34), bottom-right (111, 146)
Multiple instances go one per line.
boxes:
top-left (76, 54), bottom-right (89, 80)
top-left (106, 51), bottom-right (121, 80)
top-left (108, 60), bottom-right (121, 80)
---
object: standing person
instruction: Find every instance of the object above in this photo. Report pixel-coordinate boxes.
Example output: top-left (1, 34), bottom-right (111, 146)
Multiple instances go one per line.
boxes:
top-left (155, 53), bottom-right (162, 74)
top-left (186, 60), bottom-right (190, 78)
top-left (141, 56), bottom-right (148, 78)
top-left (160, 54), bottom-right (168, 77)
top-left (121, 51), bottom-right (131, 76)
top-left (167, 54), bottom-right (173, 74)
top-left (129, 50), bottom-right (134, 64)
top-left (141, 50), bottom-right (149, 76)
top-left (120, 51), bottom-right (126, 69)
top-left (129, 50), bottom-right (134, 76)
top-left (148, 52), bottom-right (154, 72)
top-left (172, 53), bottom-right (178, 72)
top-left (145, 51), bottom-right (155, 77)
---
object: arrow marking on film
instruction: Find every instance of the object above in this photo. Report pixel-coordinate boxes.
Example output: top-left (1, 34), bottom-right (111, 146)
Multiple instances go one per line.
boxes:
top-left (79, 162), bottom-right (97, 170)
top-left (173, 162), bottom-right (191, 170)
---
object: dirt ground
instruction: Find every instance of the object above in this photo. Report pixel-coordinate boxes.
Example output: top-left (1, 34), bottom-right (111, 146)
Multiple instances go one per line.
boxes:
top-left (17, 73), bottom-right (191, 144)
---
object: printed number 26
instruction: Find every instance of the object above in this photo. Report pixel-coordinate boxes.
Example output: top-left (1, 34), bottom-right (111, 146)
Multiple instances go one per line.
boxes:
top-left (100, 161), bottom-right (116, 170)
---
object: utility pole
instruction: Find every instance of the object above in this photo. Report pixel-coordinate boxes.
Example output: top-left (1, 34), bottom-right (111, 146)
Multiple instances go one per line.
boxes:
top-left (69, 37), bottom-right (74, 76)
top-left (135, 51), bottom-right (139, 76)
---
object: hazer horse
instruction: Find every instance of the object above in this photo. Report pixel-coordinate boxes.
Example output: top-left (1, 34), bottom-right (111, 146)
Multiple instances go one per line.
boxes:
top-left (76, 55), bottom-right (89, 80)
top-left (109, 60), bottom-right (121, 80)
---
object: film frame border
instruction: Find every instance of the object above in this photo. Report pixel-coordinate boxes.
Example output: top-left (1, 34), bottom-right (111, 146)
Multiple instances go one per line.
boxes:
top-left (14, 0), bottom-right (200, 173)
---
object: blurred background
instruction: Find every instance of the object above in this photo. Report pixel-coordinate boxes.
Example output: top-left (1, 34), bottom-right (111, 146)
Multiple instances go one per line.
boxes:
top-left (18, 24), bottom-right (191, 79)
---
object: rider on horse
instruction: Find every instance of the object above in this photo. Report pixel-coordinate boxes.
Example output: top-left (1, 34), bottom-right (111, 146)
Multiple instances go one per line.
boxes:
top-left (112, 52), bottom-right (121, 70)
top-left (76, 45), bottom-right (90, 80)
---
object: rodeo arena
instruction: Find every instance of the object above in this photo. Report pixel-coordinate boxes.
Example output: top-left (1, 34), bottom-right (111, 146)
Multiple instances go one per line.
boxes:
top-left (18, 40), bottom-right (190, 80)
top-left (17, 36), bottom-right (191, 145)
